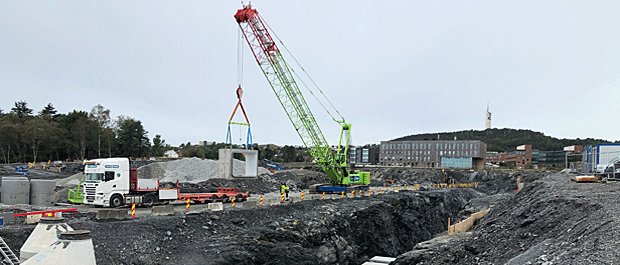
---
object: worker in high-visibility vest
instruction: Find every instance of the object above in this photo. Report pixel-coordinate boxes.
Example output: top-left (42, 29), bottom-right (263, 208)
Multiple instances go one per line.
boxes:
top-left (280, 182), bottom-right (290, 200)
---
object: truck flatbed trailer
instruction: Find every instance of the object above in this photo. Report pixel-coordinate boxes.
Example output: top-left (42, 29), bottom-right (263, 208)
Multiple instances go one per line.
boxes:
top-left (83, 158), bottom-right (248, 207)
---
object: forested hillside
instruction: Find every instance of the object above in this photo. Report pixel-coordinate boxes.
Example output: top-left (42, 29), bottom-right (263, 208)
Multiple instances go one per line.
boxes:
top-left (392, 128), bottom-right (614, 152)
top-left (0, 101), bottom-right (168, 163)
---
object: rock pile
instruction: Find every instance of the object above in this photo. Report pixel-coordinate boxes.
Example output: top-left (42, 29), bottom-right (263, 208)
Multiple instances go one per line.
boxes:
top-left (60, 188), bottom-right (477, 265)
top-left (137, 157), bottom-right (272, 183)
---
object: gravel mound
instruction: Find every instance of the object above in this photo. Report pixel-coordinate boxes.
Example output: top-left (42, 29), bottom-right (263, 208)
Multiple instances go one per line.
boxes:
top-left (137, 157), bottom-right (272, 183)
top-left (160, 169), bottom-right (328, 195)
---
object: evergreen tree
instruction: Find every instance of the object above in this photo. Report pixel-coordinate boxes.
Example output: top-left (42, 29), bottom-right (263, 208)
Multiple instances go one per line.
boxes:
top-left (11, 101), bottom-right (33, 118)
top-left (151, 134), bottom-right (167, 157)
top-left (116, 116), bottom-right (150, 158)
top-left (39, 103), bottom-right (58, 117)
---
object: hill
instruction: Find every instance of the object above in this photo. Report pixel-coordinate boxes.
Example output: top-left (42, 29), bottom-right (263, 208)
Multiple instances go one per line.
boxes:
top-left (392, 128), bottom-right (614, 152)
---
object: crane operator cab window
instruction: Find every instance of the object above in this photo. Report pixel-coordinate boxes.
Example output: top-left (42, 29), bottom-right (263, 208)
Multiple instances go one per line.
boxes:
top-left (104, 171), bottom-right (115, 182)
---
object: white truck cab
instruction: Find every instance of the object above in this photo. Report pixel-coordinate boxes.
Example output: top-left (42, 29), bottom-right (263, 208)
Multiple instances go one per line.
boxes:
top-left (83, 158), bottom-right (130, 207)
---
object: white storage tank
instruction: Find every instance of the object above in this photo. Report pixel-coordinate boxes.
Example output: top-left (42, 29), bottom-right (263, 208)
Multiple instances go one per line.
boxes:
top-left (29, 179), bottom-right (56, 206)
top-left (1, 177), bottom-right (30, 205)
top-left (19, 217), bottom-right (74, 262)
top-left (21, 230), bottom-right (96, 265)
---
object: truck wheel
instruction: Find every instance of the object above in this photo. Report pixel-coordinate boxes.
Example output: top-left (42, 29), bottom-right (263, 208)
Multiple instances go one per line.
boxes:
top-left (236, 195), bottom-right (245, 202)
top-left (110, 194), bottom-right (124, 208)
top-left (144, 194), bottom-right (155, 207)
top-left (220, 195), bottom-right (228, 203)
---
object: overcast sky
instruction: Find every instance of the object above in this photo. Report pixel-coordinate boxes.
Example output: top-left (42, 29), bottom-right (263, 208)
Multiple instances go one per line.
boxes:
top-left (2, 1), bottom-right (619, 147)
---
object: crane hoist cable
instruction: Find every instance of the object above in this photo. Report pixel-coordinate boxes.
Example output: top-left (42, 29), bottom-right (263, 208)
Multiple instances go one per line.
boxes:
top-left (227, 31), bottom-right (252, 148)
top-left (237, 27), bottom-right (244, 87)
top-left (225, 86), bottom-right (253, 148)
top-left (263, 21), bottom-right (346, 125)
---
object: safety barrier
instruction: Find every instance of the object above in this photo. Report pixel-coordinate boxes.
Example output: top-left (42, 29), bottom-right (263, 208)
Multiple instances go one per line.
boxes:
top-left (95, 209), bottom-right (128, 221)
top-left (207, 202), bottom-right (224, 212)
top-left (243, 201), bottom-right (257, 209)
top-left (447, 209), bottom-right (490, 235)
top-left (13, 208), bottom-right (77, 217)
top-left (151, 205), bottom-right (175, 216)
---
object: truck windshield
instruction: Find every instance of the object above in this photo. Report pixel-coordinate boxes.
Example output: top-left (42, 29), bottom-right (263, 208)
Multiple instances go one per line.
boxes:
top-left (85, 173), bottom-right (104, 182)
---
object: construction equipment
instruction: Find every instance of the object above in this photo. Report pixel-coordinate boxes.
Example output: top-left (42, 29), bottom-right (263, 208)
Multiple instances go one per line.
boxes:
top-left (226, 85), bottom-right (253, 147)
top-left (235, 5), bottom-right (369, 193)
top-left (67, 179), bottom-right (84, 204)
top-left (0, 237), bottom-right (19, 265)
top-left (82, 158), bottom-right (248, 207)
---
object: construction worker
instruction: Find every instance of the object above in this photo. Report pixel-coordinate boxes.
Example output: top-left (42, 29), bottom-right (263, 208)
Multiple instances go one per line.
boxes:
top-left (280, 183), bottom-right (287, 200)
top-left (285, 183), bottom-right (290, 200)
top-left (280, 182), bottom-right (290, 200)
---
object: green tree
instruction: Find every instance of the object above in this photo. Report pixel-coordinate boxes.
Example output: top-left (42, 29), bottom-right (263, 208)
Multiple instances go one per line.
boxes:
top-left (151, 134), bottom-right (167, 157)
top-left (282, 145), bottom-right (297, 162)
top-left (182, 146), bottom-right (198, 158)
top-left (11, 101), bottom-right (33, 118)
top-left (259, 145), bottom-right (277, 161)
top-left (89, 104), bottom-right (111, 158)
top-left (0, 113), bottom-right (28, 162)
top-left (39, 103), bottom-right (58, 117)
top-left (116, 116), bottom-right (150, 158)
top-left (60, 111), bottom-right (97, 160)
top-left (102, 127), bottom-right (117, 158)
top-left (23, 117), bottom-right (57, 162)
top-left (0, 115), bottom-right (20, 163)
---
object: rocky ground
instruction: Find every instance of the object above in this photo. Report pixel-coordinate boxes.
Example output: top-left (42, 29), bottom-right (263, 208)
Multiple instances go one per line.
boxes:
top-left (1, 188), bottom-right (479, 265)
top-left (392, 172), bottom-right (620, 265)
top-left (1, 159), bottom-right (571, 265)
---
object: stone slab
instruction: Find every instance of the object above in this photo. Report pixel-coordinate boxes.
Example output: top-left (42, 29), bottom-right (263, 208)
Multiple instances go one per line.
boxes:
top-left (243, 201), bottom-right (257, 209)
top-left (207, 202), bottom-right (224, 212)
top-left (151, 205), bottom-right (175, 216)
top-left (369, 256), bottom-right (396, 263)
top-left (96, 209), bottom-right (128, 220)
top-left (268, 199), bottom-right (282, 205)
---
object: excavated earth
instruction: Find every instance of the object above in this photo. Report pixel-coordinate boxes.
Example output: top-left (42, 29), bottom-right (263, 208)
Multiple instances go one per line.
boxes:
top-left (4, 188), bottom-right (480, 265)
top-left (392, 172), bottom-right (620, 265)
top-left (1, 163), bottom-right (566, 265)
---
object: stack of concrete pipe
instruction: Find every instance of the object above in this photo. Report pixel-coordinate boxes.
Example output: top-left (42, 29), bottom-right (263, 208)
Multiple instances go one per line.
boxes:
top-left (1, 177), bottom-right (55, 206)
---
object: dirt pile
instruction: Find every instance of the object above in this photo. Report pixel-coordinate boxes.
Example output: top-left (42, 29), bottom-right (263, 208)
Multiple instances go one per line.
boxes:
top-left (138, 157), bottom-right (272, 183)
top-left (392, 172), bottom-right (620, 264)
top-left (160, 169), bottom-right (328, 195)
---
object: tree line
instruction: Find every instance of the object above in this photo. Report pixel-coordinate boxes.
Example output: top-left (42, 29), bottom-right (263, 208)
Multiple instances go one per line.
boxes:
top-left (0, 101), bottom-right (169, 163)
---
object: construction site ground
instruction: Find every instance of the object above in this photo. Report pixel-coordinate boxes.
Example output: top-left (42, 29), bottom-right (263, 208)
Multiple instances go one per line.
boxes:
top-left (0, 160), bottom-right (609, 264)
